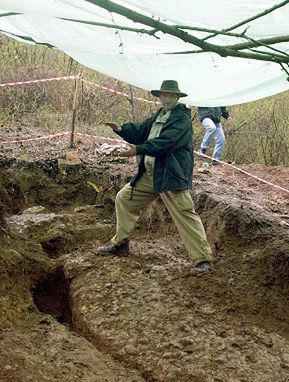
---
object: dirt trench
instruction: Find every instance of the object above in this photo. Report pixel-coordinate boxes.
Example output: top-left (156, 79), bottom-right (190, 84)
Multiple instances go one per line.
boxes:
top-left (0, 158), bottom-right (288, 382)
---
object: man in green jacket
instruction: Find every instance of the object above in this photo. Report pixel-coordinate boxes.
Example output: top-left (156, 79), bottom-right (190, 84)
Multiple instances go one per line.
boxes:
top-left (97, 80), bottom-right (213, 274)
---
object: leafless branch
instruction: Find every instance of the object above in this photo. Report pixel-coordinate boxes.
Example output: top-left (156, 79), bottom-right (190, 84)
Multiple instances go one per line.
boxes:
top-left (175, 25), bottom-right (289, 57)
top-left (59, 17), bottom-right (160, 38)
top-left (227, 36), bottom-right (289, 52)
top-left (85, 0), bottom-right (289, 63)
top-left (202, 0), bottom-right (289, 41)
top-left (1, 1), bottom-right (289, 64)
top-left (0, 12), bottom-right (20, 18)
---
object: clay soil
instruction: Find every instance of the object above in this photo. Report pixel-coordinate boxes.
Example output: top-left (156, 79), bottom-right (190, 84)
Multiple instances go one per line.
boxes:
top-left (0, 144), bottom-right (288, 382)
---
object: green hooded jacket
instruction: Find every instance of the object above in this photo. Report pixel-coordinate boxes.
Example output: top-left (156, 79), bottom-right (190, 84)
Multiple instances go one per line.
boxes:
top-left (116, 104), bottom-right (194, 193)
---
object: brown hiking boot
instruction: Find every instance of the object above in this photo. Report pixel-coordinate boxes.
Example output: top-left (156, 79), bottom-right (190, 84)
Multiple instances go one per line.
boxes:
top-left (97, 239), bottom-right (130, 256)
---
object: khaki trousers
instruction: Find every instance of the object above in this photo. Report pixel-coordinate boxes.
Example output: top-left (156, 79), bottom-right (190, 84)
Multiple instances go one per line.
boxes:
top-left (111, 172), bottom-right (213, 265)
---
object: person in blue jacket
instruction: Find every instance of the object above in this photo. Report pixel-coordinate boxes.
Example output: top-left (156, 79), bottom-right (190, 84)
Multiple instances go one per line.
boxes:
top-left (198, 106), bottom-right (232, 164)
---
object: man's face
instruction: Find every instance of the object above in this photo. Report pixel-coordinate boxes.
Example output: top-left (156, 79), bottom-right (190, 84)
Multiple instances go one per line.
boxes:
top-left (159, 92), bottom-right (180, 112)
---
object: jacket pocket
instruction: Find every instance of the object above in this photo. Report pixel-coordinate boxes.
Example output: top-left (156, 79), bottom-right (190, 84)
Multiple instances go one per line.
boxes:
top-left (167, 153), bottom-right (189, 183)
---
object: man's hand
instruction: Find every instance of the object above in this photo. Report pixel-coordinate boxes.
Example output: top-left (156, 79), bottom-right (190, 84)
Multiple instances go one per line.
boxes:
top-left (118, 144), bottom-right (137, 157)
top-left (227, 116), bottom-right (233, 124)
top-left (105, 122), bottom-right (121, 132)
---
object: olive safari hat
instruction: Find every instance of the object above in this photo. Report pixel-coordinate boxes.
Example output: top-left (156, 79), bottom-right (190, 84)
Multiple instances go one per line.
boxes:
top-left (151, 80), bottom-right (187, 98)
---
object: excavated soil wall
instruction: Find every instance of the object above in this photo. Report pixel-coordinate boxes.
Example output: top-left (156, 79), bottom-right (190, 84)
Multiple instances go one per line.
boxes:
top-left (0, 159), bottom-right (288, 382)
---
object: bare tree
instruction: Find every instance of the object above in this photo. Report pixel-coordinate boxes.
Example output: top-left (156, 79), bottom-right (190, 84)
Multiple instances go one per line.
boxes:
top-left (1, 1), bottom-right (289, 67)
top-left (79, 0), bottom-right (289, 66)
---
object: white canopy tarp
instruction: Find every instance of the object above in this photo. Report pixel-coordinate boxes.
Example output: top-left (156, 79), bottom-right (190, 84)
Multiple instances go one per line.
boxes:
top-left (0, 0), bottom-right (288, 105)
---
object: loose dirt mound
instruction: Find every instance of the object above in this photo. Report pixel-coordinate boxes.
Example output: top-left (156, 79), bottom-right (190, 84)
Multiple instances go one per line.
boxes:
top-left (0, 156), bottom-right (288, 382)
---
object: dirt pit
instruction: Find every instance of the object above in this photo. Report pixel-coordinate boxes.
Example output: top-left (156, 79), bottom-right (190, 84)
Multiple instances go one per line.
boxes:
top-left (0, 155), bottom-right (288, 382)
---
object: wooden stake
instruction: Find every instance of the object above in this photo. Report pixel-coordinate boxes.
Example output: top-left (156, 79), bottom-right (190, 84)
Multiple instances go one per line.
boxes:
top-left (129, 84), bottom-right (136, 123)
top-left (69, 70), bottom-right (82, 148)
